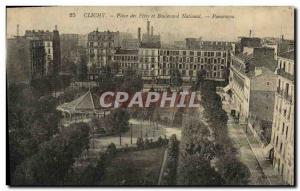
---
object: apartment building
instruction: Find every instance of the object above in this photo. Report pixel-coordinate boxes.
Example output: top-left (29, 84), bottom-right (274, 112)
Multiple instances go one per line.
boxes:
top-left (87, 29), bottom-right (119, 72)
top-left (271, 50), bottom-right (294, 185)
top-left (136, 47), bottom-right (228, 83)
top-left (7, 37), bottom-right (46, 84)
top-left (24, 26), bottom-right (61, 75)
top-left (227, 47), bottom-right (277, 143)
top-left (113, 49), bottom-right (139, 75)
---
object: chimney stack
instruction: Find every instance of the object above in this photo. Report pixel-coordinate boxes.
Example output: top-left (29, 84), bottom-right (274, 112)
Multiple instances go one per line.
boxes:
top-left (249, 29), bottom-right (252, 37)
top-left (147, 21), bottom-right (150, 36)
top-left (138, 27), bottom-right (141, 43)
top-left (151, 26), bottom-right (153, 36)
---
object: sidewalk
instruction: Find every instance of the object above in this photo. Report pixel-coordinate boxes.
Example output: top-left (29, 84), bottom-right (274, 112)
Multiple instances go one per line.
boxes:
top-left (244, 129), bottom-right (284, 185)
top-left (223, 103), bottom-right (284, 185)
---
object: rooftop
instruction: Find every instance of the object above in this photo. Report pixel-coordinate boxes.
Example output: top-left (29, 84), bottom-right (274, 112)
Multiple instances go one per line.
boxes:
top-left (278, 50), bottom-right (294, 60)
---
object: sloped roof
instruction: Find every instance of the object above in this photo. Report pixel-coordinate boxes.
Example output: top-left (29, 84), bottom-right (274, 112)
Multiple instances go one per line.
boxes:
top-left (278, 50), bottom-right (294, 60)
top-left (57, 90), bottom-right (101, 113)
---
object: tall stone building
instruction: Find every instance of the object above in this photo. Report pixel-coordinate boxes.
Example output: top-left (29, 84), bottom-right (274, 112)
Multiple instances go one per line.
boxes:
top-left (24, 26), bottom-right (61, 75)
top-left (227, 47), bottom-right (278, 144)
top-left (135, 47), bottom-right (229, 83)
top-left (7, 37), bottom-right (46, 84)
top-left (87, 29), bottom-right (119, 73)
top-left (271, 50), bottom-right (294, 185)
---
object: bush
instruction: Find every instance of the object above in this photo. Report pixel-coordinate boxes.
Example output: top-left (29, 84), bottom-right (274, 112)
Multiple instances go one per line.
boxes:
top-left (163, 134), bottom-right (179, 185)
top-left (106, 143), bottom-right (117, 157)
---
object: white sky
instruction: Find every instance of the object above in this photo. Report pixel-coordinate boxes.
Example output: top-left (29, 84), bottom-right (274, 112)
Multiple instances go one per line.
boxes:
top-left (6, 6), bottom-right (294, 43)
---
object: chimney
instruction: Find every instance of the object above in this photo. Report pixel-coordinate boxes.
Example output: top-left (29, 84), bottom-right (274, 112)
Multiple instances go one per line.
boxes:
top-left (55, 25), bottom-right (58, 31)
top-left (147, 21), bottom-right (150, 36)
top-left (249, 29), bottom-right (252, 37)
top-left (138, 27), bottom-right (141, 43)
top-left (151, 26), bottom-right (153, 36)
top-left (281, 35), bottom-right (284, 40)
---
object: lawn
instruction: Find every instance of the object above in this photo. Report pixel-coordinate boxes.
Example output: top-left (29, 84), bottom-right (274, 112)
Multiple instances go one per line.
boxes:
top-left (102, 147), bottom-right (166, 185)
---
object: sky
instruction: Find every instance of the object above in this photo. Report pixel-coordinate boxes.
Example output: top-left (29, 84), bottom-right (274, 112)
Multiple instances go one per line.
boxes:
top-left (6, 6), bottom-right (294, 43)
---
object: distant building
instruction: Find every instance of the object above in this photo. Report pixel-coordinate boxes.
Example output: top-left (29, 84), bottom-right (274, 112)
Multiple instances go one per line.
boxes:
top-left (113, 49), bottom-right (139, 75)
top-left (24, 26), bottom-right (61, 75)
top-left (122, 38), bottom-right (140, 50)
top-left (7, 37), bottom-right (46, 84)
top-left (185, 38), bottom-right (202, 49)
top-left (141, 21), bottom-right (161, 48)
top-left (271, 50), bottom-right (294, 185)
top-left (87, 29), bottom-right (119, 72)
top-left (59, 33), bottom-right (80, 74)
top-left (262, 36), bottom-right (294, 60)
top-left (60, 33), bottom-right (79, 62)
top-left (173, 41), bottom-right (185, 49)
top-left (138, 47), bottom-right (228, 83)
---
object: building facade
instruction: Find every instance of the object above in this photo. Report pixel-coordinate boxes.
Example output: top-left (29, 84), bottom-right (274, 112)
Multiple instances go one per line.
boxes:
top-left (271, 51), bottom-right (294, 185)
top-left (228, 47), bottom-right (278, 144)
top-left (87, 29), bottom-right (119, 72)
top-left (24, 27), bottom-right (61, 75)
top-left (7, 37), bottom-right (46, 84)
top-left (136, 48), bottom-right (228, 83)
top-left (113, 49), bottom-right (139, 75)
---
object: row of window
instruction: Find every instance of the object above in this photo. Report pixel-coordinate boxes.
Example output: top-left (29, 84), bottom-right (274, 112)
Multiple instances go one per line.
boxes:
top-left (88, 42), bottom-right (114, 48)
top-left (158, 50), bottom-right (227, 57)
top-left (114, 55), bottom-right (138, 61)
top-left (137, 69), bottom-right (223, 78)
top-left (88, 35), bottom-right (113, 41)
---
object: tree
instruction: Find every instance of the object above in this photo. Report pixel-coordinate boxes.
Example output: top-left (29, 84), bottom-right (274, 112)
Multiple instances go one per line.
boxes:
top-left (196, 69), bottom-right (206, 87)
top-left (217, 159), bottom-right (250, 185)
top-left (170, 69), bottom-right (183, 89)
top-left (11, 123), bottom-right (90, 185)
top-left (178, 155), bottom-right (225, 185)
top-left (106, 143), bottom-right (117, 157)
top-left (120, 69), bottom-right (143, 93)
top-left (97, 65), bottom-right (116, 91)
top-left (109, 108), bottom-right (130, 145)
top-left (164, 134), bottom-right (179, 185)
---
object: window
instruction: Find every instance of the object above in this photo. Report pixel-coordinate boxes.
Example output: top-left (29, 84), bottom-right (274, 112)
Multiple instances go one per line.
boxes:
top-left (267, 82), bottom-right (270, 86)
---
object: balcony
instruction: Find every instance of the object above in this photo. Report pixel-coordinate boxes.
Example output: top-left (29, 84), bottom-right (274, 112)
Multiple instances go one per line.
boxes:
top-left (277, 68), bottom-right (294, 81)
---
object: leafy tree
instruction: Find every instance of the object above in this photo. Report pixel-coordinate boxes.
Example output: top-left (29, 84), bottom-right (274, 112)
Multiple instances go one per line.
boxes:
top-left (164, 134), bottom-right (179, 185)
top-left (196, 69), bottom-right (207, 87)
top-left (108, 108), bottom-right (130, 145)
top-left (11, 123), bottom-right (90, 185)
top-left (217, 159), bottom-right (250, 185)
top-left (170, 69), bottom-right (183, 88)
top-left (106, 143), bottom-right (117, 157)
top-left (178, 155), bottom-right (225, 185)
top-left (120, 69), bottom-right (143, 93)
top-left (97, 65), bottom-right (116, 91)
